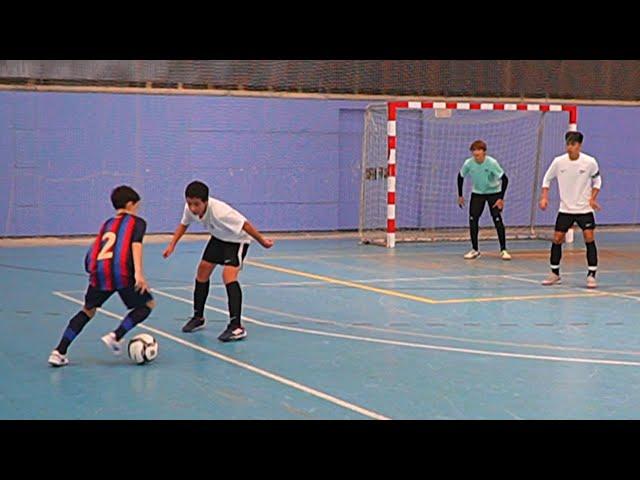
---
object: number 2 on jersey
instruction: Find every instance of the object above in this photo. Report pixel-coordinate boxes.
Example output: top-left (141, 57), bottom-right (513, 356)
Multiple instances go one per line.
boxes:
top-left (97, 232), bottom-right (117, 261)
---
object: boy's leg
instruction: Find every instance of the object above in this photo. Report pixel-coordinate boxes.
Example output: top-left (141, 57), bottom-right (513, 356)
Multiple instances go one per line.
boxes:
top-left (49, 286), bottom-right (112, 366)
top-left (542, 213), bottom-right (571, 285)
top-left (180, 260), bottom-right (215, 332)
top-left (183, 236), bottom-right (219, 333)
top-left (218, 243), bottom-right (249, 342)
top-left (488, 193), bottom-right (507, 253)
top-left (102, 288), bottom-right (155, 354)
top-left (465, 193), bottom-right (485, 258)
top-left (577, 213), bottom-right (598, 287)
top-left (194, 260), bottom-right (215, 318)
top-left (223, 265), bottom-right (242, 328)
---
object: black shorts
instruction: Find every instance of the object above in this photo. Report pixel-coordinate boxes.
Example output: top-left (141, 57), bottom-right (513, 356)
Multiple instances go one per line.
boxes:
top-left (554, 212), bottom-right (597, 232)
top-left (84, 284), bottom-right (154, 310)
top-left (202, 235), bottom-right (249, 267)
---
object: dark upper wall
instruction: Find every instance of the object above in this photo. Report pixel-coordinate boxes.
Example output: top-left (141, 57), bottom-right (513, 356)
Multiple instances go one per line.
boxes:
top-left (1, 61), bottom-right (639, 101)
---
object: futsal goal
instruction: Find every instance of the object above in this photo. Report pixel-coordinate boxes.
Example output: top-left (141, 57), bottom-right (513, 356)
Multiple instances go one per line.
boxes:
top-left (359, 101), bottom-right (578, 247)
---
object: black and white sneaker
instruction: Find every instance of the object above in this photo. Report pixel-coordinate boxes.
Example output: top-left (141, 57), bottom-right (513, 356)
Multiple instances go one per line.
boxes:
top-left (182, 316), bottom-right (206, 333)
top-left (217, 324), bottom-right (247, 342)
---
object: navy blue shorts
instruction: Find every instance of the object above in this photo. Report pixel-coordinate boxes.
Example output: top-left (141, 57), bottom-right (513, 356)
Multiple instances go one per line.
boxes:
top-left (84, 284), bottom-right (153, 310)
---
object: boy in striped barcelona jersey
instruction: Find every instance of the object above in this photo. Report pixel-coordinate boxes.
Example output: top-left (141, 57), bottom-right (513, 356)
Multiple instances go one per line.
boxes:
top-left (48, 186), bottom-right (155, 367)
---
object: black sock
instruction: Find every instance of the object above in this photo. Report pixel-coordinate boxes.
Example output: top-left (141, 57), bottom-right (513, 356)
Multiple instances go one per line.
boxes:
top-left (586, 241), bottom-right (598, 277)
top-left (469, 216), bottom-right (479, 251)
top-left (56, 311), bottom-right (91, 355)
top-left (193, 280), bottom-right (210, 318)
top-left (225, 281), bottom-right (242, 328)
top-left (550, 242), bottom-right (562, 275)
top-left (114, 306), bottom-right (152, 341)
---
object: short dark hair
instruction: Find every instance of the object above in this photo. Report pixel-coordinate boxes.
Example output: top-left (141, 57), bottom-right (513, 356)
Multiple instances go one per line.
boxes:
top-left (111, 185), bottom-right (140, 209)
top-left (185, 181), bottom-right (209, 201)
top-left (470, 140), bottom-right (487, 151)
top-left (565, 131), bottom-right (584, 144)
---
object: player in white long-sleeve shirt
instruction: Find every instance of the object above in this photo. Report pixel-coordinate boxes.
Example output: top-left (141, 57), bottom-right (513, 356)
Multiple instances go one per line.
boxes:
top-left (539, 131), bottom-right (602, 288)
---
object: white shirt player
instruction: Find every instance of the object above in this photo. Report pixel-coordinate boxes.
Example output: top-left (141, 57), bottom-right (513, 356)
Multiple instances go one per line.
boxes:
top-left (181, 197), bottom-right (251, 243)
top-left (542, 153), bottom-right (602, 214)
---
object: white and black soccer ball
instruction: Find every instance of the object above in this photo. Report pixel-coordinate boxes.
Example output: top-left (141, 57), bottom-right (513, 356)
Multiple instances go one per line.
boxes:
top-left (128, 333), bottom-right (158, 365)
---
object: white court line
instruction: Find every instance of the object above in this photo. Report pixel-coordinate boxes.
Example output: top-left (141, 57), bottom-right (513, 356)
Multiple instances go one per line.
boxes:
top-left (255, 248), bottom-right (640, 261)
top-left (51, 291), bottom-right (390, 420)
top-left (502, 275), bottom-right (544, 285)
top-left (153, 269), bottom-right (639, 291)
top-left (250, 248), bottom-right (576, 260)
top-left (159, 281), bottom-right (326, 289)
top-left (153, 289), bottom-right (640, 367)
top-left (504, 275), bottom-right (640, 302)
top-left (55, 269), bottom-right (639, 295)
top-left (518, 269), bottom-right (638, 277)
top-left (157, 285), bottom-right (640, 355)
top-left (202, 293), bottom-right (640, 357)
top-left (601, 291), bottom-right (640, 302)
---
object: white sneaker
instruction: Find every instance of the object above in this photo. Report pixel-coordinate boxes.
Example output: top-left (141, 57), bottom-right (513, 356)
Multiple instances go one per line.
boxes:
top-left (586, 276), bottom-right (598, 289)
top-left (500, 250), bottom-right (512, 261)
top-left (101, 332), bottom-right (123, 355)
top-left (542, 273), bottom-right (562, 286)
top-left (464, 249), bottom-right (481, 260)
top-left (48, 350), bottom-right (69, 367)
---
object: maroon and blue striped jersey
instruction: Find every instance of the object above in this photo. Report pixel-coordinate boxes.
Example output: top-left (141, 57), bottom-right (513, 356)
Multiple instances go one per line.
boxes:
top-left (84, 214), bottom-right (147, 291)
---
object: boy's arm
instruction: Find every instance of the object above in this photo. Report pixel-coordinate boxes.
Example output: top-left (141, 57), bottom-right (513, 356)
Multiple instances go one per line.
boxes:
top-left (457, 160), bottom-right (468, 207)
top-left (498, 173), bottom-right (509, 199)
top-left (492, 173), bottom-right (509, 210)
top-left (163, 223), bottom-right (188, 258)
top-left (164, 204), bottom-right (193, 258)
top-left (242, 221), bottom-right (274, 248)
top-left (539, 160), bottom-right (557, 210)
top-left (457, 173), bottom-right (464, 198)
top-left (132, 242), bottom-right (149, 294)
top-left (132, 218), bottom-right (149, 293)
top-left (590, 187), bottom-right (601, 211)
top-left (590, 159), bottom-right (602, 211)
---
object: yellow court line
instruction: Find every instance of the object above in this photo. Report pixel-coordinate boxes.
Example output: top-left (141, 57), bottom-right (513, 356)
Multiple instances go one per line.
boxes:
top-left (244, 260), bottom-right (439, 304)
top-left (245, 260), bottom-right (613, 305)
top-left (436, 291), bottom-right (609, 304)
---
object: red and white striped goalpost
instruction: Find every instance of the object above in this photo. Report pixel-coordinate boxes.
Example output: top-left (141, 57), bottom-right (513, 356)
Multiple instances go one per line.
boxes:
top-left (385, 101), bottom-right (578, 248)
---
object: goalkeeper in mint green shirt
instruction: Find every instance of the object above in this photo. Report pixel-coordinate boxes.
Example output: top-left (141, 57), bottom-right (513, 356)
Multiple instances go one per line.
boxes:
top-left (457, 139), bottom-right (511, 260)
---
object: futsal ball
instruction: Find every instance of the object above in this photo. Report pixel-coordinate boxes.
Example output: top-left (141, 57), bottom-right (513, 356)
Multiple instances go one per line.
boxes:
top-left (128, 333), bottom-right (158, 365)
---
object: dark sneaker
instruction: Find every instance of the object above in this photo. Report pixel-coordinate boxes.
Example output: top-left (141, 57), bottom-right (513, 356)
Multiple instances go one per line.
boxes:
top-left (182, 316), bottom-right (206, 333)
top-left (217, 324), bottom-right (247, 342)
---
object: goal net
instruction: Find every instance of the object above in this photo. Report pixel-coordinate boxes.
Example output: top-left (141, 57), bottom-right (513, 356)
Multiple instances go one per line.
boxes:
top-left (359, 101), bottom-right (577, 247)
